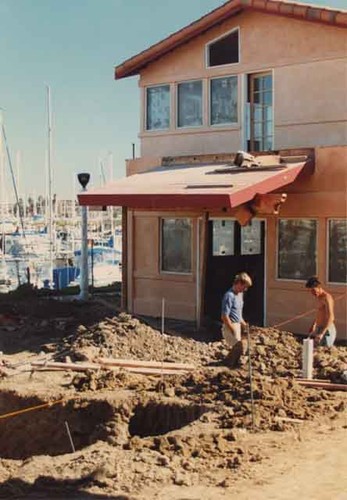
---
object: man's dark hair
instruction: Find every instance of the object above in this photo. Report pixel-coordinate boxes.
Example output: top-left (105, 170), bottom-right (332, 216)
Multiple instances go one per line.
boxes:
top-left (305, 276), bottom-right (321, 288)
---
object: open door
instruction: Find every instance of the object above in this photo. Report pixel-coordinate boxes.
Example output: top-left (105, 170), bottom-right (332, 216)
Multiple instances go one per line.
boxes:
top-left (204, 219), bottom-right (265, 327)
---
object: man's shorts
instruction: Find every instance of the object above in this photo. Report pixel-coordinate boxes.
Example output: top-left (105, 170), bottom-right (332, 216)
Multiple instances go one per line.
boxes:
top-left (314, 324), bottom-right (337, 347)
top-left (221, 323), bottom-right (241, 348)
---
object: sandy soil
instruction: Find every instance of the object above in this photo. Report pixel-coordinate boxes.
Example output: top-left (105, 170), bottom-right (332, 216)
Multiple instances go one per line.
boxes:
top-left (0, 291), bottom-right (346, 499)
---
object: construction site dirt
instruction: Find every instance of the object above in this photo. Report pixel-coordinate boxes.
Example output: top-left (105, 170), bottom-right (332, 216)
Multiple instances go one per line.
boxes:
top-left (0, 291), bottom-right (346, 499)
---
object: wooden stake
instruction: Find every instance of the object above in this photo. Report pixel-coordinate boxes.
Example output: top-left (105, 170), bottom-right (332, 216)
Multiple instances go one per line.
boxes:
top-left (65, 420), bottom-right (76, 453)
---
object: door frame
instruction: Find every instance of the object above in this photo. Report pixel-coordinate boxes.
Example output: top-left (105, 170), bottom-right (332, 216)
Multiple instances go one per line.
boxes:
top-left (206, 216), bottom-right (267, 326)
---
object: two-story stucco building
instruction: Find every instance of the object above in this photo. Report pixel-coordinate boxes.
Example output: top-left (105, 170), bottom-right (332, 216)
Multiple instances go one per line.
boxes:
top-left (79, 0), bottom-right (347, 340)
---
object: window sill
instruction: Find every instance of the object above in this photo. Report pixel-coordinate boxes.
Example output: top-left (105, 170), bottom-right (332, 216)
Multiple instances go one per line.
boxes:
top-left (139, 125), bottom-right (240, 138)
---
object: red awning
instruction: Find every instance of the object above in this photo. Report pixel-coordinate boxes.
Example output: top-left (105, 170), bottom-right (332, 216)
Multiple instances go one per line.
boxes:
top-left (78, 160), bottom-right (311, 210)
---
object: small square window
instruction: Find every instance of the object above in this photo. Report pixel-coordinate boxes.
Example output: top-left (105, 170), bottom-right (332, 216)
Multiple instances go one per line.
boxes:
top-left (161, 218), bottom-right (192, 273)
top-left (212, 220), bottom-right (235, 256)
top-left (278, 219), bottom-right (317, 280)
top-left (207, 29), bottom-right (239, 67)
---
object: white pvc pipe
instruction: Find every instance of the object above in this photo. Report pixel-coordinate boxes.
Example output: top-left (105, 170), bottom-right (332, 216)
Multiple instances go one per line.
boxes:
top-left (302, 338), bottom-right (313, 379)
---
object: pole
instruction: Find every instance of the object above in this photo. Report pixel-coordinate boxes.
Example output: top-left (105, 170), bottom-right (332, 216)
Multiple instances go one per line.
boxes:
top-left (160, 297), bottom-right (165, 392)
top-left (247, 323), bottom-right (256, 431)
top-left (79, 188), bottom-right (89, 300)
top-left (0, 113), bottom-right (26, 238)
top-left (46, 85), bottom-right (54, 287)
top-left (64, 420), bottom-right (76, 453)
top-left (91, 238), bottom-right (94, 291)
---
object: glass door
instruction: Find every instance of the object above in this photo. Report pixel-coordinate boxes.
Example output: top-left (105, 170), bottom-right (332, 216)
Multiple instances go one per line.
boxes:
top-left (248, 73), bottom-right (273, 152)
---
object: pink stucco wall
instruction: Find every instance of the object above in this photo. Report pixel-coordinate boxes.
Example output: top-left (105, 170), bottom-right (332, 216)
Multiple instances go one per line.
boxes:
top-left (135, 11), bottom-right (346, 158)
top-left (127, 147), bottom-right (346, 339)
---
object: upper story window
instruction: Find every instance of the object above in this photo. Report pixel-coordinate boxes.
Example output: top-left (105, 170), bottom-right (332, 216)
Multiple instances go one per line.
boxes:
top-left (248, 73), bottom-right (273, 152)
top-left (146, 85), bottom-right (170, 131)
top-left (210, 76), bottom-right (238, 125)
top-left (177, 80), bottom-right (203, 128)
top-left (206, 28), bottom-right (239, 67)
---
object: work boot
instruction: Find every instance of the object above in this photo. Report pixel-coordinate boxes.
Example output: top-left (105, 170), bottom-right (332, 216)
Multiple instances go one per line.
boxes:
top-left (224, 341), bottom-right (244, 369)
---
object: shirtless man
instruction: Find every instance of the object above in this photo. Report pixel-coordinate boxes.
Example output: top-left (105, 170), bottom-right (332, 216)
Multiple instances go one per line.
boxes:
top-left (305, 276), bottom-right (336, 347)
top-left (221, 272), bottom-right (253, 368)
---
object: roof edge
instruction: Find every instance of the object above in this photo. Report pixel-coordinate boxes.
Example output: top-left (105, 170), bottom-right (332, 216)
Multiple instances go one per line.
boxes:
top-left (114, 0), bottom-right (347, 80)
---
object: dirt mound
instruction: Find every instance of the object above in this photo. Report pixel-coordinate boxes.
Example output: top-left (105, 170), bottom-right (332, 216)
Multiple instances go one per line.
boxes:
top-left (69, 312), bottom-right (220, 365)
top-left (314, 347), bottom-right (347, 383)
top-left (0, 294), bottom-right (346, 499)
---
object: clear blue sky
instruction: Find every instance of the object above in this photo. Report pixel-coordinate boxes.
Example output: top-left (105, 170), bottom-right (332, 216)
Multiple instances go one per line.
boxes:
top-left (0, 0), bottom-right (345, 200)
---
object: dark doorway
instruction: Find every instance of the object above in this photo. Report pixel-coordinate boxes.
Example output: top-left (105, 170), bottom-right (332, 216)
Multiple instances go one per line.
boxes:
top-left (204, 219), bottom-right (265, 327)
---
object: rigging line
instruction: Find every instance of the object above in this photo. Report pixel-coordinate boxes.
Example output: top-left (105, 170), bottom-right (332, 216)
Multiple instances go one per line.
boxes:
top-left (1, 121), bottom-right (26, 239)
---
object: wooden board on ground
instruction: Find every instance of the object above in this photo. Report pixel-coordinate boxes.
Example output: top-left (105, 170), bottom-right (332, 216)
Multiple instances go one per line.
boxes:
top-left (31, 360), bottom-right (189, 376)
top-left (96, 356), bottom-right (195, 371)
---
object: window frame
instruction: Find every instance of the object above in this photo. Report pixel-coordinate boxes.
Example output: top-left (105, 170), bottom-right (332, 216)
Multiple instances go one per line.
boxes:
top-left (205, 27), bottom-right (240, 69)
top-left (160, 217), bottom-right (193, 275)
top-left (247, 71), bottom-right (274, 152)
top-left (326, 218), bottom-right (347, 286)
top-left (145, 83), bottom-right (171, 132)
top-left (276, 218), bottom-right (318, 282)
top-left (176, 79), bottom-right (204, 129)
top-left (209, 74), bottom-right (239, 127)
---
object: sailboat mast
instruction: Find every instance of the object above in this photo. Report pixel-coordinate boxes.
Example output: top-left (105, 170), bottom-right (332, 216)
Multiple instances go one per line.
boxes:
top-left (0, 112), bottom-right (26, 238)
top-left (46, 85), bottom-right (54, 285)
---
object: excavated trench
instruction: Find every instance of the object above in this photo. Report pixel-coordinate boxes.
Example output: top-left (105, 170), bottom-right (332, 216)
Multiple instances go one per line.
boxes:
top-left (0, 392), bottom-right (114, 459)
top-left (0, 391), bottom-right (208, 460)
top-left (129, 401), bottom-right (208, 438)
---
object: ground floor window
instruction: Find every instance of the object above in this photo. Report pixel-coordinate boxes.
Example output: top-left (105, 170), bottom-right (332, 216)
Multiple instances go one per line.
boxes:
top-left (161, 218), bottom-right (192, 273)
top-left (328, 219), bottom-right (347, 283)
top-left (278, 219), bottom-right (317, 280)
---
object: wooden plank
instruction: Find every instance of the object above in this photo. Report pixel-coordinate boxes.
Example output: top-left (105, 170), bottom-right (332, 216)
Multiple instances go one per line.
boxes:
top-left (124, 366), bottom-right (187, 376)
top-left (32, 361), bottom-right (104, 372)
top-left (96, 356), bottom-right (195, 371)
top-left (296, 380), bottom-right (347, 391)
top-left (31, 360), bottom-right (188, 376)
top-left (275, 417), bottom-right (305, 424)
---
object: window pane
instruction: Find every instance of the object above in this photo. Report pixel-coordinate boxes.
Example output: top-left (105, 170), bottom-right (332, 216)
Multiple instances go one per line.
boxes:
top-left (212, 220), bottom-right (234, 256)
top-left (263, 75), bottom-right (273, 91)
top-left (264, 136), bottom-right (273, 151)
top-left (241, 220), bottom-right (261, 255)
top-left (162, 219), bottom-right (192, 273)
top-left (210, 76), bottom-right (238, 125)
top-left (253, 104), bottom-right (262, 121)
top-left (146, 85), bottom-right (170, 130)
top-left (265, 121), bottom-right (273, 136)
top-left (208, 30), bottom-right (239, 66)
top-left (177, 81), bottom-right (202, 127)
top-left (264, 91), bottom-right (272, 105)
top-left (328, 220), bottom-right (347, 283)
top-left (254, 122), bottom-right (262, 138)
top-left (278, 219), bottom-right (317, 280)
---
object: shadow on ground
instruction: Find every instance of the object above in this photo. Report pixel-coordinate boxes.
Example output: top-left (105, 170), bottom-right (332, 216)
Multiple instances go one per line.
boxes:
top-left (0, 476), bottom-right (135, 500)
